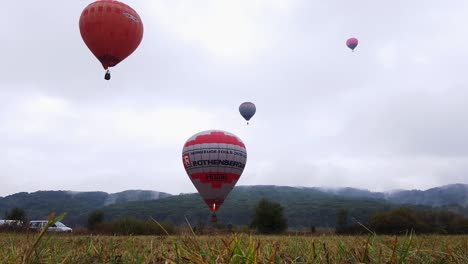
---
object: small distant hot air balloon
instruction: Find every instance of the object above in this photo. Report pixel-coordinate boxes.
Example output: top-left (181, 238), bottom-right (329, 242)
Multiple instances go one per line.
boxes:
top-left (79, 0), bottom-right (144, 80)
top-left (346, 37), bottom-right (359, 52)
top-left (182, 130), bottom-right (247, 222)
top-left (239, 102), bottom-right (256, 125)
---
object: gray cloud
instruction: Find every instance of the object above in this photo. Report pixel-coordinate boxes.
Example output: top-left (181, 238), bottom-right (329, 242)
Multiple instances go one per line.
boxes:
top-left (0, 0), bottom-right (467, 196)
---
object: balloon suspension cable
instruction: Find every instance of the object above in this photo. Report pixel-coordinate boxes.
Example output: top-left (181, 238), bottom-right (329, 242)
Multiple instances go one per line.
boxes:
top-left (104, 70), bottom-right (111, 80)
top-left (211, 212), bottom-right (218, 223)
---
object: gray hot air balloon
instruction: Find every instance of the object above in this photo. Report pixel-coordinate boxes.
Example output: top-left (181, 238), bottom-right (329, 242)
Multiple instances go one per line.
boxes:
top-left (239, 102), bottom-right (256, 125)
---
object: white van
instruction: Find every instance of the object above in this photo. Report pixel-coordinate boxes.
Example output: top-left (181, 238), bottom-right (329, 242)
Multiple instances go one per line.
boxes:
top-left (29, 221), bottom-right (72, 233)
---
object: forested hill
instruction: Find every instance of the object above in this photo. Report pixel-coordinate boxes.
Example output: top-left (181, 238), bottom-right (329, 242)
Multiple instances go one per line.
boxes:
top-left (99, 185), bottom-right (467, 228)
top-left (384, 184), bottom-right (468, 207)
top-left (0, 190), bottom-right (171, 225)
top-left (318, 183), bottom-right (468, 207)
top-left (100, 185), bottom-right (395, 228)
top-left (0, 184), bottom-right (466, 228)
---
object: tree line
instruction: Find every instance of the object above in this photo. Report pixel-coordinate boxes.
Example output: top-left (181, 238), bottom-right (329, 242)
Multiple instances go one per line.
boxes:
top-left (74, 200), bottom-right (468, 235)
top-left (336, 207), bottom-right (468, 235)
top-left (3, 200), bottom-right (468, 235)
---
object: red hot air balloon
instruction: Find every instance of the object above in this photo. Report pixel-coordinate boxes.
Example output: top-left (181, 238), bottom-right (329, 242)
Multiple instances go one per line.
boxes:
top-left (346, 37), bottom-right (359, 52)
top-left (182, 130), bottom-right (247, 222)
top-left (79, 0), bottom-right (144, 80)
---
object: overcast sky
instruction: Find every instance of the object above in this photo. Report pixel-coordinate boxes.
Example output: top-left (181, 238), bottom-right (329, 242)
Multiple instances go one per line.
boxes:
top-left (1, 0), bottom-right (467, 196)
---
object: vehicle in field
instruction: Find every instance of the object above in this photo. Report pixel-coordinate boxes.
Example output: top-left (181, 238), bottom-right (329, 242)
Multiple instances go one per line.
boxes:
top-left (0, 220), bottom-right (23, 226)
top-left (29, 221), bottom-right (72, 233)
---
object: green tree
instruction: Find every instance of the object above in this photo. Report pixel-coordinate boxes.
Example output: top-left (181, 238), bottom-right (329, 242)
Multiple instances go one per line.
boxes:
top-left (336, 209), bottom-right (349, 233)
top-left (250, 199), bottom-right (287, 234)
top-left (87, 210), bottom-right (104, 230)
top-left (370, 208), bottom-right (431, 234)
top-left (7, 208), bottom-right (26, 222)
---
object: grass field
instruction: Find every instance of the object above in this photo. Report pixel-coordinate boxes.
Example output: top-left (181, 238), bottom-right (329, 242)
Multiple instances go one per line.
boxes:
top-left (0, 232), bottom-right (467, 263)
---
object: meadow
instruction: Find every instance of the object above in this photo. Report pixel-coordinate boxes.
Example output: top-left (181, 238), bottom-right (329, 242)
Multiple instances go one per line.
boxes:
top-left (0, 232), bottom-right (467, 263)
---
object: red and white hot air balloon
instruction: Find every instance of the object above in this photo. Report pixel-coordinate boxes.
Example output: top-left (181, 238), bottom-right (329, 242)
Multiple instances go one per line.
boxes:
top-left (182, 130), bottom-right (247, 222)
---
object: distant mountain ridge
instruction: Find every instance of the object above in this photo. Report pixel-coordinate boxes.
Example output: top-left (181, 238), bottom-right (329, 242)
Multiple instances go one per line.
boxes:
top-left (384, 184), bottom-right (468, 207)
top-left (0, 184), bottom-right (465, 228)
top-left (314, 183), bottom-right (468, 207)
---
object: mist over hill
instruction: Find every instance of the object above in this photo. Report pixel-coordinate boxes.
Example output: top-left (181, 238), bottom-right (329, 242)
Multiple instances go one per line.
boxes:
top-left (103, 190), bottom-right (172, 206)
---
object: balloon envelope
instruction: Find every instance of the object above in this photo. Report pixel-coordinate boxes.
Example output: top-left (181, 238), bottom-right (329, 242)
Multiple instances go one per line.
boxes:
top-left (346, 38), bottom-right (358, 51)
top-left (182, 130), bottom-right (247, 212)
top-left (79, 0), bottom-right (144, 69)
top-left (239, 102), bottom-right (256, 122)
